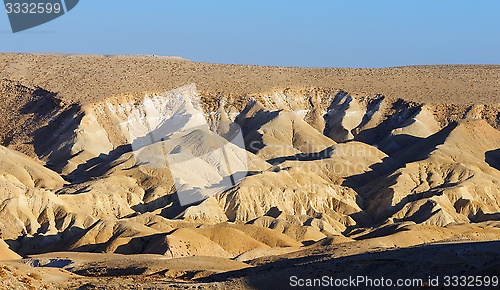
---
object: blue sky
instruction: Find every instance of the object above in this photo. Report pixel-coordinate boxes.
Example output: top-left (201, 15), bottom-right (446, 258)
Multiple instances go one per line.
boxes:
top-left (1, 0), bottom-right (499, 68)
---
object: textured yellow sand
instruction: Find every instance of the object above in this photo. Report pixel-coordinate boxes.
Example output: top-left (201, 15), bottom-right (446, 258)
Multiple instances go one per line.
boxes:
top-left (1, 53), bottom-right (499, 104)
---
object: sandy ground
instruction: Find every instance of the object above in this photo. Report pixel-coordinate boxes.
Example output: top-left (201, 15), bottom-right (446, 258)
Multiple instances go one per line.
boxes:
top-left (2, 237), bottom-right (500, 289)
top-left (0, 53), bottom-right (499, 105)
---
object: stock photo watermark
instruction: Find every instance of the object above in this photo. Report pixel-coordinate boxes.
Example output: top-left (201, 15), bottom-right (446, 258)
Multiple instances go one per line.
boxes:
top-left (117, 84), bottom-right (384, 206)
top-left (118, 84), bottom-right (248, 206)
top-left (290, 275), bottom-right (499, 288)
top-left (4, 0), bottom-right (79, 32)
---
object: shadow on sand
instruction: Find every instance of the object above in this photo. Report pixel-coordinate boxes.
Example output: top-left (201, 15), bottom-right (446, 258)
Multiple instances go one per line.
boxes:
top-left (200, 240), bottom-right (500, 289)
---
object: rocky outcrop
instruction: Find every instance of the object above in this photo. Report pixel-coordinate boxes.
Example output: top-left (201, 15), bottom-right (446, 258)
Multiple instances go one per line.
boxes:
top-left (1, 78), bottom-right (500, 257)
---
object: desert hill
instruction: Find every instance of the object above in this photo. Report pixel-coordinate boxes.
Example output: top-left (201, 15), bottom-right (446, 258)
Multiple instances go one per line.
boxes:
top-left (1, 53), bottom-right (500, 105)
top-left (1, 53), bottom-right (500, 289)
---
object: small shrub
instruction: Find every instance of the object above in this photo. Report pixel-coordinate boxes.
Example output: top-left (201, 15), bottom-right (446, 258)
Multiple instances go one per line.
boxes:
top-left (20, 276), bottom-right (31, 285)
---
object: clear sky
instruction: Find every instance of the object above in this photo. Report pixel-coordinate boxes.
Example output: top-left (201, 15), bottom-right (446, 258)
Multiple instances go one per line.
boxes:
top-left (1, 0), bottom-right (499, 68)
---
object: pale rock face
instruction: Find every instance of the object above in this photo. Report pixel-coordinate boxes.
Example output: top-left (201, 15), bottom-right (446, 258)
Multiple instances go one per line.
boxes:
top-left (390, 106), bottom-right (441, 138)
top-left (2, 78), bottom-right (500, 263)
top-left (378, 106), bottom-right (441, 154)
top-left (32, 85), bottom-right (249, 206)
top-left (360, 120), bottom-right (500, 226)
top-left (179, 197), bottom-right (229, 224)
top-left (324, 93), bottom-right (364, 142)
top-left (258, 92), bottom-right (310, 113)
top-left (111, 85), bottom-right (247, 206)
top-left (215, 167), bottom-right (366, 232)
